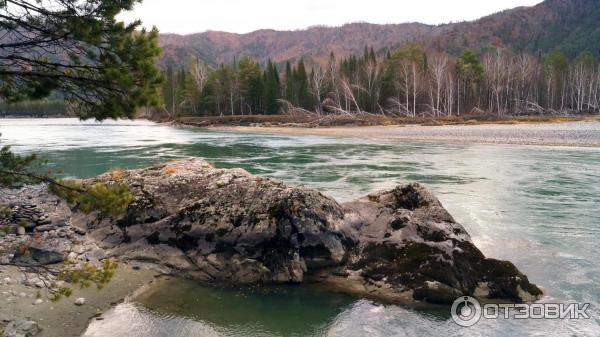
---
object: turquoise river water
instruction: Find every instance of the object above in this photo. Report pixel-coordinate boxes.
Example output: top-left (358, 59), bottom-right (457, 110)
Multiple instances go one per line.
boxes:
top-left (0, 118), bottom-right (598, 336)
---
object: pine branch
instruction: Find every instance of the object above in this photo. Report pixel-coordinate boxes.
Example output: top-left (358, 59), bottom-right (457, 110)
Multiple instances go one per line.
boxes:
top-left (0, 169), bottom-right (85, 192)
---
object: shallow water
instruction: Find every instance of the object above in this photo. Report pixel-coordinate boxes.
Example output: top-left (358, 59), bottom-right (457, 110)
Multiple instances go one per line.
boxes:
top-left (1, 118), bottom-right (599, 336)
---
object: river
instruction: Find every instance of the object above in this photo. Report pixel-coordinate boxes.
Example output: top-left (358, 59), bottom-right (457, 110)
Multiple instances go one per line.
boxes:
top-left (1, 118), bottom-right (598, 336)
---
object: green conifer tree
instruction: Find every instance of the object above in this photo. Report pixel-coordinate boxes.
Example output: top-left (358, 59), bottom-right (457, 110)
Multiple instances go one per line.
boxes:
top-left (263, 60), bottom-right (280, 114)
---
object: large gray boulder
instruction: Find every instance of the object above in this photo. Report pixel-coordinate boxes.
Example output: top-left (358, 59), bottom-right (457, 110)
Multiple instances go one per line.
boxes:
top-left (330, 184), bottom-right (542, 304)
top-left (70, 159), bottom-right (541, 304)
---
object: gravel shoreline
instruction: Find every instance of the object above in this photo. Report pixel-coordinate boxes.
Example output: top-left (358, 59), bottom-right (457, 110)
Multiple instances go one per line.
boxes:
top-left (0, 187), bottom-right (159, 337)
top-left (0, 265), bottom-right (157, 337)
top-left (211, 121), bottom-right (600, 147)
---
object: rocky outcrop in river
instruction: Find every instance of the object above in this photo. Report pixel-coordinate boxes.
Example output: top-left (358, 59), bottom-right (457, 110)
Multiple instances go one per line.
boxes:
top-left (1, 159), bottom-right (542, 305)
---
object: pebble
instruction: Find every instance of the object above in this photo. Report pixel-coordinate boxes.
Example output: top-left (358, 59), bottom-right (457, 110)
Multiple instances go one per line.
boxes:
top-left (1, 255), bottom-right (11, 264)
top-left (86, 248), bottom-right (106, 261)
top-left (22, 277), bottom-right (45, 288)
top-left (34, 224), bottom-right (56, 232)
top-left (32, 299), bottom-right (43, 305)
top-left (67, 252), bottom-right (78, 261)
top-left (24, 223), bottom-right (36, 232)
top-left (74, 297), bottom-right (86, 306)
top-left (3, 277), bottom-right (12, 284)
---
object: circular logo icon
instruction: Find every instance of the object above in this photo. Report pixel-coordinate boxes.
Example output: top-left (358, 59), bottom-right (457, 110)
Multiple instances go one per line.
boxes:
top-left (451, 296), bottom-right (482, 327)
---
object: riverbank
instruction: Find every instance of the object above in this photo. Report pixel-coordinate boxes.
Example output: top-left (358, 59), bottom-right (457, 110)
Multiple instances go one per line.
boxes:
top-left (0, 186), bottom-right (160, 337)
top-left (0, 264), bottom-right (157, 337)
top-left (168, 113), bottom-right (600, 128)
top-left (211, 121), bottom-right (600, 147)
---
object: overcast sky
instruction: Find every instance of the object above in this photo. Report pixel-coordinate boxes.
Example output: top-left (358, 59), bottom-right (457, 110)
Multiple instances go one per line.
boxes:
top-left (119, 0), bottom-right (544, 35)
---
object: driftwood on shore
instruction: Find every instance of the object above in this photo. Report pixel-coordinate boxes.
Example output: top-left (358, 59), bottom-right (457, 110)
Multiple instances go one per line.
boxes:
top-left (163, 113), bottom-right (600, 129)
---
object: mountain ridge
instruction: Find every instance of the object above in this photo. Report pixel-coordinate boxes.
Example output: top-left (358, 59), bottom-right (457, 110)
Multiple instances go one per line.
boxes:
top-left (158, 0), bottom-right (599, 67)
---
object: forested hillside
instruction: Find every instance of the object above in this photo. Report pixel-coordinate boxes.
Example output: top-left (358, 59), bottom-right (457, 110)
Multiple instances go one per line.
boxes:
top-left (439, 0), bottom-right (600, 58)
top-left (158, 0), bottom-right (599, 67)
top-left (159, 23), bottom-right (438, 67)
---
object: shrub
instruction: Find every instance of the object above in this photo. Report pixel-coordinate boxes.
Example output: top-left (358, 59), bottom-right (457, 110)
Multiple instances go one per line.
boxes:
top-left (50, 180), bottom-right (133, 218)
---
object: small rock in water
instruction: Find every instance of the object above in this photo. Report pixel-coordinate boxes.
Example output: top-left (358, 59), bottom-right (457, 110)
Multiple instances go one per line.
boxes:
top-left (74, 297), bottom-right (86, 306)
top-left (3, 277), bottom-right (12, 285)
top-left (32, 299), bottom-right (43, 305)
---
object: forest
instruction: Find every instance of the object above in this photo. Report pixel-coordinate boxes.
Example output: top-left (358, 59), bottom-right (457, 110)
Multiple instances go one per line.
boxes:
top-left (161, 44), bottom-right (600, 118)
top-left (0, 100), bottom-right (66, 117)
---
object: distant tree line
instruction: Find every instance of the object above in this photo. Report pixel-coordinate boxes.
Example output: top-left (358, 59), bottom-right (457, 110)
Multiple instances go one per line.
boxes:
top-left (161, 45), bottom-right (600, 117)
top-left (0, 100), bottom-right (67, 117)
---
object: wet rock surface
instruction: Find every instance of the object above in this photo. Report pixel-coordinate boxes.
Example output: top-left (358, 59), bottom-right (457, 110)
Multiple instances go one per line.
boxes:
top-left (0, 159), bottom-right (542, 307)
